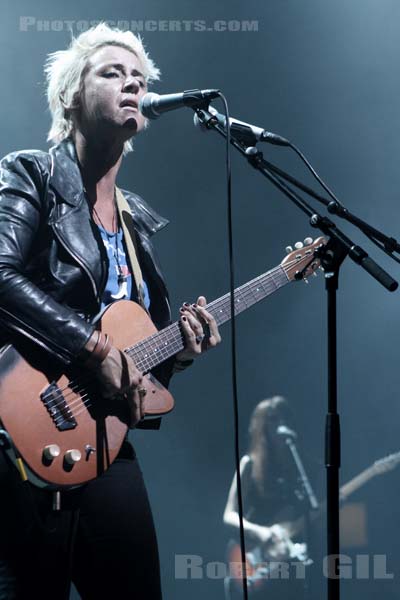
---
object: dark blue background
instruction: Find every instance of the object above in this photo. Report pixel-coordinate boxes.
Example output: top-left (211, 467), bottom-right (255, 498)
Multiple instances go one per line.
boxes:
top-left (1, 1), bottom-right (399, 597)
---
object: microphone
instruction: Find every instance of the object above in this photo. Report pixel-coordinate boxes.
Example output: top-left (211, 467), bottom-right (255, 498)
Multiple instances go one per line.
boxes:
top-left (139, 89), bottom-right (220, 120)
top-left (194, 106), bottom-right (289, 146)
top-left (276, 425), bottom-right (298, 439)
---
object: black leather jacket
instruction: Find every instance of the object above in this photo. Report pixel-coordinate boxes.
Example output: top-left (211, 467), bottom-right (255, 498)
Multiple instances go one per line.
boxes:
top-left (0, 138), bottom-right (172, 372)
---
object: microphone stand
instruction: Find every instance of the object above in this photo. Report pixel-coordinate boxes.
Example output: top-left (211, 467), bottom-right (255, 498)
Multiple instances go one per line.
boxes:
top-left (283, 433), bottom-right (318, 599)
top-left (284, 434), bottom-right (319, 512)
top-left (194, 107), bottom-right (398, 600)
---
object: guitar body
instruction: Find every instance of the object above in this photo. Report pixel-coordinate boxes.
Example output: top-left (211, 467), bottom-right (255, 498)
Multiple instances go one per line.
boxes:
top-left (225, 447), bottom-right (400, 595)
top-left (227, 540), bottom-right (264, 592)
top-left (0, 300), bottom-right (174, 487)
top-left (227, 533), bottom-right (309, 594)
top-left (0, 238), bottom-right (327, 488)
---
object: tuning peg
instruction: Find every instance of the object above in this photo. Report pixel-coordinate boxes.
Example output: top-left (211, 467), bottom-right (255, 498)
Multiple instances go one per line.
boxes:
top-left (303, 277), bottom-right (309, 284)
top-left (294, 241), bottom-right (304, 250)
top-left (304, 237), bottom-right (313, 246)
top-left (285, 245), bottom-right (293, 254)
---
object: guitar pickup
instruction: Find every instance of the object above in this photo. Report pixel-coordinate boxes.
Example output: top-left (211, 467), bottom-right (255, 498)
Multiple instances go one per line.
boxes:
top-left (40, 382), bottom-right (77, 431)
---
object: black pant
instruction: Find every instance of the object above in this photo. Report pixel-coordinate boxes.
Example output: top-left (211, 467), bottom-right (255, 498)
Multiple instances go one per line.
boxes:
top-left (0, 445), bottom-right (162, 599)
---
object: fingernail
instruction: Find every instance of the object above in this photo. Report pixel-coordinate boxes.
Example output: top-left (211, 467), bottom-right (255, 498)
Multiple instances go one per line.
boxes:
top-left (179, 307), bottom-right (185, 312)
top-left (182, 316), bottom-right (187, 321)
top-left (192, 303), bottom-right (197, 308)
top-left (184, 302), bottom-right (190, 307)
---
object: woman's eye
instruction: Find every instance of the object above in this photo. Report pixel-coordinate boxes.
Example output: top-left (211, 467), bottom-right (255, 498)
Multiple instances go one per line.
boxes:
top-left (104, 72), bottom-right (119, 78)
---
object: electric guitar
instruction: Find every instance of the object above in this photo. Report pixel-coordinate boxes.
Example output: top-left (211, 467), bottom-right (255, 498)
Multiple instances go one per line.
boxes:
top-left (227, 450), bottom-right (400, 592)
top-left (0, 237), bottom-right (326, 487)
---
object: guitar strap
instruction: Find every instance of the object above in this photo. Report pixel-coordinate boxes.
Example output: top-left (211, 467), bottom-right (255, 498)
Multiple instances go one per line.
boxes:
top-left (115, 188), bottom-right (162, 431)
top-left (114, 186), bottom-right (149, 314)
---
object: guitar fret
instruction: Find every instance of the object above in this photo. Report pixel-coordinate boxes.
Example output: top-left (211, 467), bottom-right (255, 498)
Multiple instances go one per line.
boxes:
top-left (128, 323), bottom-right (184, 372)
top-left (125, 265), bottom-right (291, 372)
top-left (207, 266), bottom-right (288, 327)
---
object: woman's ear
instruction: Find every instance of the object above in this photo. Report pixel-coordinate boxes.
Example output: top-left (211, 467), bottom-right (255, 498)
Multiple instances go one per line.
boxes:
top-left (60, 91), bottom-right (80, 113)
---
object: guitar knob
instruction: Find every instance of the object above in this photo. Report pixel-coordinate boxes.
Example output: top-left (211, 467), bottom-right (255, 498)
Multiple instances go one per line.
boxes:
top-left (304, 237), bottom-right (313, 246)
top-left (64, 449), bottom-right (82, 465)
top-left (43, 444), bottom-right (60, 461)
top-left (285, 246), bottom-right (293, 254)
top-left (294, 241), bottom-right (304, 250)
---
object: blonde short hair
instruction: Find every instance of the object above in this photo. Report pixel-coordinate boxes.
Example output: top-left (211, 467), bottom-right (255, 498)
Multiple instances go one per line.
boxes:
top-left (45, 22), bottom-right (160, 154)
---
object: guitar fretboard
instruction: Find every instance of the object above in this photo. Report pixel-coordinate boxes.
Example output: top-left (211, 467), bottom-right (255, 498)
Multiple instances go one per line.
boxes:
top-left (125, 265), bottom-right (289, 372)
top-left (339, 468), bottom-right (377, 501)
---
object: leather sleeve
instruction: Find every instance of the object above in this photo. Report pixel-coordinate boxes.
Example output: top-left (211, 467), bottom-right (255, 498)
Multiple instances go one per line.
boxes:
top-left (0, 151), bottom-right (95, 364)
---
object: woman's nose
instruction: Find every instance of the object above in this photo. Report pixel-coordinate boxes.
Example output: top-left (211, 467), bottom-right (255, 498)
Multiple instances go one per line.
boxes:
top-left (123, 76), bottom-right (140, 93)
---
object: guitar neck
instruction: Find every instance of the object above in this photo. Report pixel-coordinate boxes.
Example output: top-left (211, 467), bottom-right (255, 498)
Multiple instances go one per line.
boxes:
top-left (287, 465), bottom-right (382, 538)
top-left (125, 265), bottom-right (289, 372)
top-left (301, 465), bottom-right (382, 531)
top-left (339, 466), bottom-right (378, 501)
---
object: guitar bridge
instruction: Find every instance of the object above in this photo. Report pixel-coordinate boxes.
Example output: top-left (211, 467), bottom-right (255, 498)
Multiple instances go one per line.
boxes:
top-left (40, 382), bottom-right (77, 431)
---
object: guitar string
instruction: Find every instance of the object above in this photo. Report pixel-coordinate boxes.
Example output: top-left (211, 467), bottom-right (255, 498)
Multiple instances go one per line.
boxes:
top-left (52, 262), bottom-right (292, 405)
top-left (47, 256), bottom-right (311, 424)
top-left (51, 256), bottom-right (309, 425)
top-left (52, 257), bottom-right (306, 425)
top-left (53, 264), bottom-right (291, 418)
top-left (62, 258), bottom-right (302, 396)
top-left (60, 261), bottom-right (296, 392)
top-left (53, 298), bottom-right (301, 421)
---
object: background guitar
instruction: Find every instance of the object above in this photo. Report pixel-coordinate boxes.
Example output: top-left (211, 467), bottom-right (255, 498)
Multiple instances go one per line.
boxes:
top-left (227, 450), bottom-right (400, 593)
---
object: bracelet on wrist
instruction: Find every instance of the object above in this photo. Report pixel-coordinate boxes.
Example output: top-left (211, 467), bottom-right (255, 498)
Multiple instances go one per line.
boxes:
top-left (81, 331), bottom-right (113, 368)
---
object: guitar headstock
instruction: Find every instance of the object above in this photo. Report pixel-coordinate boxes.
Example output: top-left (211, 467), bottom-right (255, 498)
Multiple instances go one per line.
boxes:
top-left (281, 237), bottom-right (327, 282)
top-left (372, 451), bottom-right (400, 475)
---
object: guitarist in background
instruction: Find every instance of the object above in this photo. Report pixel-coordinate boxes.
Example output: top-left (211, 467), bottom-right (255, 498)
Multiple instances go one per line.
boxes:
top-left (0, 23), bottom-right (221, 599)
top-left (223, 396), bottom-right (313, 599)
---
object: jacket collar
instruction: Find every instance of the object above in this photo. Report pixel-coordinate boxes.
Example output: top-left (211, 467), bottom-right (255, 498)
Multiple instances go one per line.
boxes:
top-left (48, 138), bottom-right (169, 236)
top-left (49, 138), bottom-right (83, 207)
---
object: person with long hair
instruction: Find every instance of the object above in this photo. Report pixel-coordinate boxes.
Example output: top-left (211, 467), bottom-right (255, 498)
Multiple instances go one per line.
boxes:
top-left (223, 396), bottom-right (310, 599)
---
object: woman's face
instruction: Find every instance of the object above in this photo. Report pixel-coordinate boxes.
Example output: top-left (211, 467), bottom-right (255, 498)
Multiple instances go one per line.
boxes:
top-left (75, 45), bottom-right (148, 142)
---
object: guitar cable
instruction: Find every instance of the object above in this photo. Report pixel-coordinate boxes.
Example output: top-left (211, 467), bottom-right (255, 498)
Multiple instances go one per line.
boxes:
top-left (217, 93), bottom-right (249, 600)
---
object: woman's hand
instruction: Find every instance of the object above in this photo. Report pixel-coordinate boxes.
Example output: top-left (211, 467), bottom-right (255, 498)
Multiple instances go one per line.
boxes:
top-left (175, 295), bottom-right (222, 362)
top-left (83, 334), bottom-right (146, 428)
top-left (255, 524), bottom-right (289, 546)
top-left (96, 347), bottom-right (146, 428)
top-left (254, 525), bottom-right (274, 544)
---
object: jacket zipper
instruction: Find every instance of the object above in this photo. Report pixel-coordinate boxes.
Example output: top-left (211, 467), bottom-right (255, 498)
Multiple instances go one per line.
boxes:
top-left (52, 222), bottom-right (99, 303)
